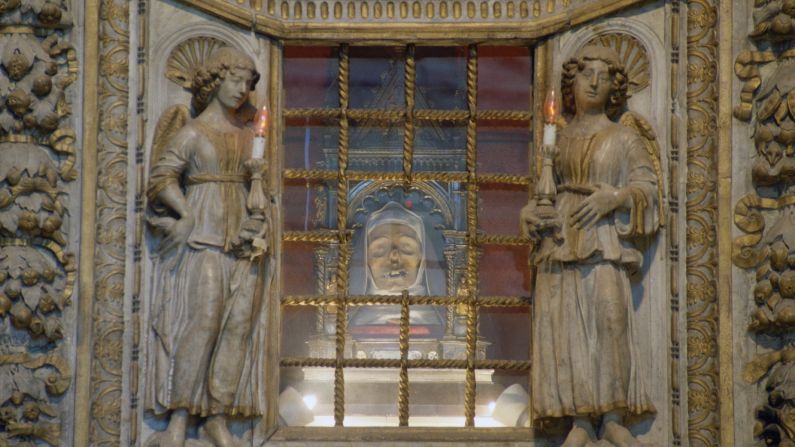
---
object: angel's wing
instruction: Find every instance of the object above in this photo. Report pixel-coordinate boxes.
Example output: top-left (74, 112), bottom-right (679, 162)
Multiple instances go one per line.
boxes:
top-left (147, 104), bottom-right (190, 221)
top-left (149, 104), bottom-right (190, 170)
top-left (619, 111), bottom-right (666, 225)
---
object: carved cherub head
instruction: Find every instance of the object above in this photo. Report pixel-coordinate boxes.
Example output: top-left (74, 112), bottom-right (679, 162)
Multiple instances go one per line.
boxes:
top-left (190, 46), bottom-right (260, 115)
top-left (561, 45), bottom-right (629, 120)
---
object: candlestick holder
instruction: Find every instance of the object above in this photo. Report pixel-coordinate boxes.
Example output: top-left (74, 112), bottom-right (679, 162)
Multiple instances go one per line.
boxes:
top-left (534, 143), bottom-right (562, 240)
top-left (537, 143), bottom-right (559, 214)
top-left (245, 158), bottom-right (268, 219)
top-left (235, 158), bottom-right (270, 260)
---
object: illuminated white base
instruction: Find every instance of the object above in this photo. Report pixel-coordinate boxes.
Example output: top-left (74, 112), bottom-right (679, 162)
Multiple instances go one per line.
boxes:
top-left (289, 367), bottom-right (525, 428)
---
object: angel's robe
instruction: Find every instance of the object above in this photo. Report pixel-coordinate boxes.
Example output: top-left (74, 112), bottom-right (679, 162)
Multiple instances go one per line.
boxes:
top-left (531, 120), bottom-right (659, 420)
top-left (145, 120), bottom-right (270, 418)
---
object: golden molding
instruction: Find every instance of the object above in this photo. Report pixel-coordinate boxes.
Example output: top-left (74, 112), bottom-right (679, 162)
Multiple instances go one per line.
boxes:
top-left (84, 0), bottom-right (131, 444)
top-left (0, 25), bottom-right (35, 34)
top-left (685, 0), bottom-right (721, 444)
top-left (176, 0), bottom-right (649, 41)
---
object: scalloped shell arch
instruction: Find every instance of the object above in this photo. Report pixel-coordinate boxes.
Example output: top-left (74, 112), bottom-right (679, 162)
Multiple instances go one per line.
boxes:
top-left (165, 36), bottom-right (228, 89)
top-left (586, 32), bottom-right (650, 95)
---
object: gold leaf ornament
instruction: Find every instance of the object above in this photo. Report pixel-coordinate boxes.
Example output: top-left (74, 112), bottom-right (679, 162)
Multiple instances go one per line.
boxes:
top-left (759, 88), bottom-right (782, 122)
top-left (619, 111), bottom-right (665, 223)
top-left (787, 89), bottom-right (795, 120)
top-left (166, 36), bottom-right (228, 89)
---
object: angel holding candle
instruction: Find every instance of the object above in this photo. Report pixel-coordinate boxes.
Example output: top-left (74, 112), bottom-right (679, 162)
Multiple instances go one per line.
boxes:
top-left (521, 46), bottom-right (664, 446)
top-left (144, 46), bottom-right (274, 447)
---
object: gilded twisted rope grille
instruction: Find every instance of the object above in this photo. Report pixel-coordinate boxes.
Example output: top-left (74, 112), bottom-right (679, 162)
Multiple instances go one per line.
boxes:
top-left (333, 44), bottom-right (350, 427)
top-left (283, 168), bottom-right (532, 185)
top-left (284, 107), bottom-right (531, 122)
top-left (281, 357), bottom-right (533, 370)
top-left (403, 44), bottom-right (416, 184)
top-left (463, 43), bottom-right (479, 427)
top-left (281, 294), bottom-right (531, 307)
top-left (282, 43), bottom-right (534, 428)
top-left (395, 44), bottom-right (417, 425)
top-left (398, 290), bottom-right (411, 426)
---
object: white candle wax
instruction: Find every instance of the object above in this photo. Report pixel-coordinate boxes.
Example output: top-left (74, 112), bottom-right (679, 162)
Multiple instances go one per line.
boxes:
top-left (542, 123), bottom-right (556, 146)
top-left (252, 136), bottom-right (266, 159)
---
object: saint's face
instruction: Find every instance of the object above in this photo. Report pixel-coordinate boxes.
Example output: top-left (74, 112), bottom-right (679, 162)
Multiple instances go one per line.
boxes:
top-left (574, 59), bottom-right (612, 114)
top-left (216, 67), bottom-right (254, 110)
top-left (367, 223), bottom-right (422, 292)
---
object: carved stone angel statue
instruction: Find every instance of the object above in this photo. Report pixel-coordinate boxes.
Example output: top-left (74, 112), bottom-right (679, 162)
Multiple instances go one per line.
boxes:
top-left (144, 46), bottom-right (274, 447)
top-left (521, 45), bottom-right (664, 447)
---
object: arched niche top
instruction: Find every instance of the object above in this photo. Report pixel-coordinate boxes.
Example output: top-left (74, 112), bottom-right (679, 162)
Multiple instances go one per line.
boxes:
top-left (556, 16), bottom-right (668, 152)
top-left (560, 17), bottom-right (665, 83)
top-left (150, 22), bottom-right (264, 95)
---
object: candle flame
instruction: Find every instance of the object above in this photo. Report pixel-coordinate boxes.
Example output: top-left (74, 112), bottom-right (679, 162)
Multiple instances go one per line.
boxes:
top-left (543, 89), bottom-right (559, 124)
top-left (254, 105), bottom-right (269, 137)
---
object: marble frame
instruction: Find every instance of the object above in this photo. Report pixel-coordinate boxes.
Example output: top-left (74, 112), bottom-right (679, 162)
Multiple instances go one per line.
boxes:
top-left (70, 0), bottom-right (732, 445)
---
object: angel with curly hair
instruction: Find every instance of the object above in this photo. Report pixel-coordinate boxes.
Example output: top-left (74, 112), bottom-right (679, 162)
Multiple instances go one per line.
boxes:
top-left (144, 46), bottom-right (273, 447)
top-left (521, 45), bottom-right (664, 446)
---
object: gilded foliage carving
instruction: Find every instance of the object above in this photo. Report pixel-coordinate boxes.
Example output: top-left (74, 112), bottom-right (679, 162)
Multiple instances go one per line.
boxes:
top-left (732, 11), bottom-right (795, 320)
top-left (0, 1), bottom-right (77, 446)
top-left (88, 0), bottom-right (129, 445)
top-left (732, 0), bottom-right (795, 444)
top-left (686, 0), bottom-right (720, 444)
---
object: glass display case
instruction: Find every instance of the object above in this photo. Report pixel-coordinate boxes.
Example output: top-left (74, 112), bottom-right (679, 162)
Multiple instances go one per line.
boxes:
top-left (280, 44), bottom-right (535, 428)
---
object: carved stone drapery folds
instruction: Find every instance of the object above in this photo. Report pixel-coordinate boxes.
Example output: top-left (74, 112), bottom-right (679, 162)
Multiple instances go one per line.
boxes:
top-left (0, 1), bottom-right (77, 445)
top-left (732, 1), bottom-right (795, 446)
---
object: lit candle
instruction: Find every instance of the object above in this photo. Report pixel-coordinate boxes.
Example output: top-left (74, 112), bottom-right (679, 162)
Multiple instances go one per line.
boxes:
top-left (542, 88), bottom-right (558, 146)
top-left (252, 105), bottom-right (269, 159)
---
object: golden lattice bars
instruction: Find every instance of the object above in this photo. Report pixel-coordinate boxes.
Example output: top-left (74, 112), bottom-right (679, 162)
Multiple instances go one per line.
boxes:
top-left (280, 43), bottom-right (534, 428)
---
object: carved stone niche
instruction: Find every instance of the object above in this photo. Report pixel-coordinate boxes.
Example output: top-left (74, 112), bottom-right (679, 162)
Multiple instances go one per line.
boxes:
top-left (104, 0), bottom-right (699, 446)
top-left (138, 4), bottom-right (273, 446)
top-left (0, 1), bottom-right (78, 446)
top-left (550, 8), bottom-right (676, 446)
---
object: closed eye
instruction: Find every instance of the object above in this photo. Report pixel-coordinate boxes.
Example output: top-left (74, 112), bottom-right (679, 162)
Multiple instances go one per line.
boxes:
top-left (368, 238), bottom-right (391, 257)
top-left (398, 237), bottom-right (420, 255)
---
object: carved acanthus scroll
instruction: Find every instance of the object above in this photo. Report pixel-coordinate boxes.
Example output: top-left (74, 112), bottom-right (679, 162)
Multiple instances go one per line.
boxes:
top-left (0, 1), bottom-right (77, 445)
top-left (732, 0), bottom-right (795, 445)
